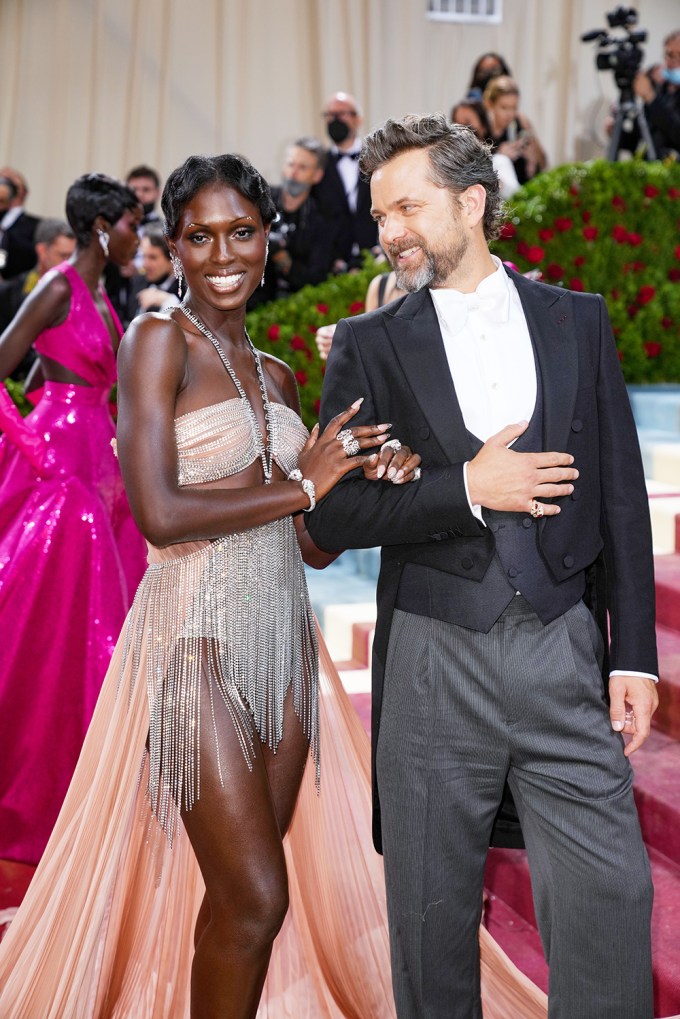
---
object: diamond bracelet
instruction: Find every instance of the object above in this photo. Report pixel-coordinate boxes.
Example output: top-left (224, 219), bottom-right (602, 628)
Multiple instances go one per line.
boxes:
top-left (288, 469), bottom-right (316, 512)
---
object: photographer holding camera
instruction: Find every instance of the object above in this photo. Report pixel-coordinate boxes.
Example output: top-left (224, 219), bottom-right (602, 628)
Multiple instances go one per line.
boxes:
top-left (634, 28), bottom-right (680, 158)
top-left (249, 137), bottom-right (335, 308)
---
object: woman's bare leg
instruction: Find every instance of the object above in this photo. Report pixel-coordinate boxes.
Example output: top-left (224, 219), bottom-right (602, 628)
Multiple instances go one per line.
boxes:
top-left (261, 684), bottom-right (311, 836)
top-left (183, 681), bottom-right (310, 1018)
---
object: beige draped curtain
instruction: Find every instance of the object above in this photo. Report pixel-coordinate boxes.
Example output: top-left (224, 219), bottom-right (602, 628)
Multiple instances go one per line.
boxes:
top-left (0, 0), bottom-right (677, 217)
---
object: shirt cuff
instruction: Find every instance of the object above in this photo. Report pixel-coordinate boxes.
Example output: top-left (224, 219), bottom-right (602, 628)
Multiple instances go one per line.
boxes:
top-left (463, 461), bottom-right (486, 526)
top-left (609, 669), bottom-right (659, 684)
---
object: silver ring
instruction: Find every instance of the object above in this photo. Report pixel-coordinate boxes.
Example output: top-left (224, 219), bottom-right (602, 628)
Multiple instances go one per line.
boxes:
top-left (336, 429), bottom-right (360, 457)
top-left (412, 466), bottom-right (422, 482)
top-left (381, 439), bottom-right (402, 452)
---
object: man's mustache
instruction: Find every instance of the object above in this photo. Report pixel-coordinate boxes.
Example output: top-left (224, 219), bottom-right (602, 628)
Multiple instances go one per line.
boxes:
top-left (386, 236), bottom-right (423, 258)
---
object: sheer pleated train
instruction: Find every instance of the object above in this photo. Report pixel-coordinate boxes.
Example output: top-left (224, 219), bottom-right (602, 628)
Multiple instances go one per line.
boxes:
top-left (0, 609), bottom-right (549, 1017)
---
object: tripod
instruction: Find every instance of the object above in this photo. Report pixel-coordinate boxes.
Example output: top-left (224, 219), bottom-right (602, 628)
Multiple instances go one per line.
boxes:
top-left (607, 83), bottom-right (657, 160)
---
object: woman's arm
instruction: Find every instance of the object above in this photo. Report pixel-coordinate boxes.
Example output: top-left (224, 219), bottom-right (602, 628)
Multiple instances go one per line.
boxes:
top-left (116, 316), bottom-right (386, 548)
top-left (0, 271), bottom-right (71, 380)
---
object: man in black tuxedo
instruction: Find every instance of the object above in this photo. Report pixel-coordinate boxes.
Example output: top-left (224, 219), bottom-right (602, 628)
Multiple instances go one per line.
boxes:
top-left (0, 169), bottom-right (41, 281)
top-left (312, 91), bottom-right (378, 271)
top-left (307, 114), bottom-right (658, 1019)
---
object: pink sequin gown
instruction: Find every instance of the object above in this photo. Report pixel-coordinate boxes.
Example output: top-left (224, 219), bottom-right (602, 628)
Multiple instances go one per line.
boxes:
top-left (0, 261), bottom-right (147, 865)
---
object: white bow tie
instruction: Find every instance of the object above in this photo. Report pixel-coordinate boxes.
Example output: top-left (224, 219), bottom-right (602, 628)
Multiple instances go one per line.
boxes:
top-left (437, 287), bottom-right (510, 337)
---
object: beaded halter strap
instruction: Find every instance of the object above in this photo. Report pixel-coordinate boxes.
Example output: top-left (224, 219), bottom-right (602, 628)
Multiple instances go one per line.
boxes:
top-left (178, 303), bottom-right (274, 484)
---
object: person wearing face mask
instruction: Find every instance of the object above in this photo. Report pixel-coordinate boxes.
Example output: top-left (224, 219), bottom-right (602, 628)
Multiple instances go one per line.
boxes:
top-left (250, 137), bottom-right (335, 306)
top-left (633, 29), bottom-right (680, 158)
top-left (312, 91), bottom-right (379, 273)
top-left (103, 165), bottom-right (164, 323)
top-left (466, 51), bottom-right (512, 101)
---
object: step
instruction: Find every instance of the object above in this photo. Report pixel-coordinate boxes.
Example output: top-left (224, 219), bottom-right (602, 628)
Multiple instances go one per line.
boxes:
top-left (655, 625), bottom-right (680, 741)
top-left (320, 602), bottom-right (376, 664)
top-left (485, 845), bottom-right (680, 1017)
top-left (648, 484), bottom-right (680, 554)
top-left (655, 555), bottom-right (680, 634)
top-left (632, 728), bottom-right (680, 868)
top-left (304, 553), bottom-right (377, 626)
top-left (0, 859), bottom-right (34, 943)
top-left (629, 385), bottom-right (680, 436)
top-left (483, 890), bottom-right (549, 994)
top-left (641, 438), bottom-right (680, 487)
top-left (649, 444), bottom-right (680, 488)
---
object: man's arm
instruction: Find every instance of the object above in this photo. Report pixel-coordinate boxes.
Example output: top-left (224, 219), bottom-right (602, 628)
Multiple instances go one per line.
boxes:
top-left (590, 295), bottom-right (659, 750)
top-left (307, 318), bottom-right (483, 552)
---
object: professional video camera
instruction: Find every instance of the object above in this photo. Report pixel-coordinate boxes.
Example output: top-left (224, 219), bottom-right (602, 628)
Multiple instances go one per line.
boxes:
top-left (581, 6), bottom-right (656, 160)
top-left (582, 6), bottom-right (646, 92)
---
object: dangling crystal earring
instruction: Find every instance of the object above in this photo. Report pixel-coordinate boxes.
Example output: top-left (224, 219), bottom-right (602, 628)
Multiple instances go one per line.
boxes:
top-left (97, 228), bottom-right (109, 258)
top-left (171, 254), bottom-right (184, 299)
top-left (261, 241), bottom-right (269, 287)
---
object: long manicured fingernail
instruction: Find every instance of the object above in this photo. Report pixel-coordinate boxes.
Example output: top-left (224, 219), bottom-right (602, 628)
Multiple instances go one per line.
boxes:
top-left (377, 464), bottom-right (386, 478)
top-left (351, 397), bottom-right (364, 409)
top-left (612, 720), bottom-right (624, 732)
top-left (369, 453), bottom-right (378, 463)
top-left (387, 467), bottom-right (397, 479)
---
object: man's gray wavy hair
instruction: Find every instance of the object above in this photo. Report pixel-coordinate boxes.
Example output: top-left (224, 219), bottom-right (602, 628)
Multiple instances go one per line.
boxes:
top-left (359, 112), bottom-right (504, 241)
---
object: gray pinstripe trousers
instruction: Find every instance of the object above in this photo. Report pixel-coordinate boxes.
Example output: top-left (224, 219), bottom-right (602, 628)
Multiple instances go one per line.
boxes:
top-left (376, 597), bottom-right (653, 1019)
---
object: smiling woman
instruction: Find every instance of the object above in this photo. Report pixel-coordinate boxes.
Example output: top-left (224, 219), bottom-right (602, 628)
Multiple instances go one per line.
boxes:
top-left (0, 152), bottom-right (426, 1017)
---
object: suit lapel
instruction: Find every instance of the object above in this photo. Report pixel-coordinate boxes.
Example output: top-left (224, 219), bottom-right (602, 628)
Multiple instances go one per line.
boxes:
top-left (383, 273), bottom-right (579, 465)
top-left (383, 290), bottom-right (474, 462)
top-left (509, 269), bottom-right (578, 455)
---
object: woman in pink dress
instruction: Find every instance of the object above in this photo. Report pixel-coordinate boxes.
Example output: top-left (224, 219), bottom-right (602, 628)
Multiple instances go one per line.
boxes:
top-left (0, 173), bottom-right (148, 865)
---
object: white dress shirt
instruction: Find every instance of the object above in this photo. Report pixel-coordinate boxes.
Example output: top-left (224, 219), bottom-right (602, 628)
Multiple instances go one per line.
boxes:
top-left (331, 141), bottom-right (362, 214)
top-left (429, 257), bottom-right (657, 683)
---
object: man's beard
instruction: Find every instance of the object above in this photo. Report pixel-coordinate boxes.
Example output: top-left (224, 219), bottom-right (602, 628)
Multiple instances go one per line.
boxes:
top-left (388, 233), bottom-right (468, 292)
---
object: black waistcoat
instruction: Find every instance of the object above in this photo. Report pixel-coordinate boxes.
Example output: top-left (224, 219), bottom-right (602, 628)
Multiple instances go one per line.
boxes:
top-left (396, 363), bottom-right (586, 631)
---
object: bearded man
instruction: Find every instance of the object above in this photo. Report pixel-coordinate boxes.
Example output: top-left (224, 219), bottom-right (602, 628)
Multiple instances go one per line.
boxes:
top-left (307, 113), bottom-right (658, 1019)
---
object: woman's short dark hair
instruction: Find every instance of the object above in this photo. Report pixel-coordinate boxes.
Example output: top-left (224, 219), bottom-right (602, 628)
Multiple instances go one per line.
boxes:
top-left (359, 113), bottom-right (504, 241)
top-left (162, 154), bottom-right (277, 239)
top-left (65, 173), bottom-right (140, 247)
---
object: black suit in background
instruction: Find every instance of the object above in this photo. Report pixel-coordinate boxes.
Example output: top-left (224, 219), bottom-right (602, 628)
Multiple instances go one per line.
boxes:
top-left (0, 212), bottom-right (40, 280)
top-left (248, 186), bottom-right (335, 309)
top-left (312, 153), bottom-right (378, 268)
top-left (307, 269), bottom-right (656, 1018)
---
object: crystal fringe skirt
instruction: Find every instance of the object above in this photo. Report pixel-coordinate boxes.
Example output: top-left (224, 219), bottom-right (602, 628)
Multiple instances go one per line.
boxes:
top-left (120, 516), bottom-right (319, 842)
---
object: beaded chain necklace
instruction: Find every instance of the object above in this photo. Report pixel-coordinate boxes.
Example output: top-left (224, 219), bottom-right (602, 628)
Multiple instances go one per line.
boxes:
top-left (179, 303), bottom-right (274, 484)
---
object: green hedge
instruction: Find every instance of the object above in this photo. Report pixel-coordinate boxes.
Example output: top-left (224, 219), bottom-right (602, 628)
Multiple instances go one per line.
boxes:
top-left (491, 158), bottom-right (680, 384)
top-left (8, 160), bottom-right (679, 428)
top-left (245, 255), bottom-right (385, 428)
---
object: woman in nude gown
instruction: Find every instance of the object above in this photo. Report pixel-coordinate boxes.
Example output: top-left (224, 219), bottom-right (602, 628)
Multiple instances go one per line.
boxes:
top-left (0, 155), bottom-right (552, 1018)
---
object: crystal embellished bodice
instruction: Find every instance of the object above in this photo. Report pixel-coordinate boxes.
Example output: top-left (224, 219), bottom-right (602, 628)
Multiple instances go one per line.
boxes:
top-left (175, 398), bottom-right (308, 486)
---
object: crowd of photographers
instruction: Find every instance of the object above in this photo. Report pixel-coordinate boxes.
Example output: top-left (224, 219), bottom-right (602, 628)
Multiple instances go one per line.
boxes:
top-left (0, 11), bottom-right (678, 349)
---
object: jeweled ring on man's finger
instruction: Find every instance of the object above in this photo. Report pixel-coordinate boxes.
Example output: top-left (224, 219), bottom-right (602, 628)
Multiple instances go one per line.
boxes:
top-left (381, 439), bottom-right (402, 452)
top-left (337, 429), bottom-right (360, 456)
top-left (529, 499), bottom-right (544, 519)
top-left (412, 466), bottom-right (422, 482)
